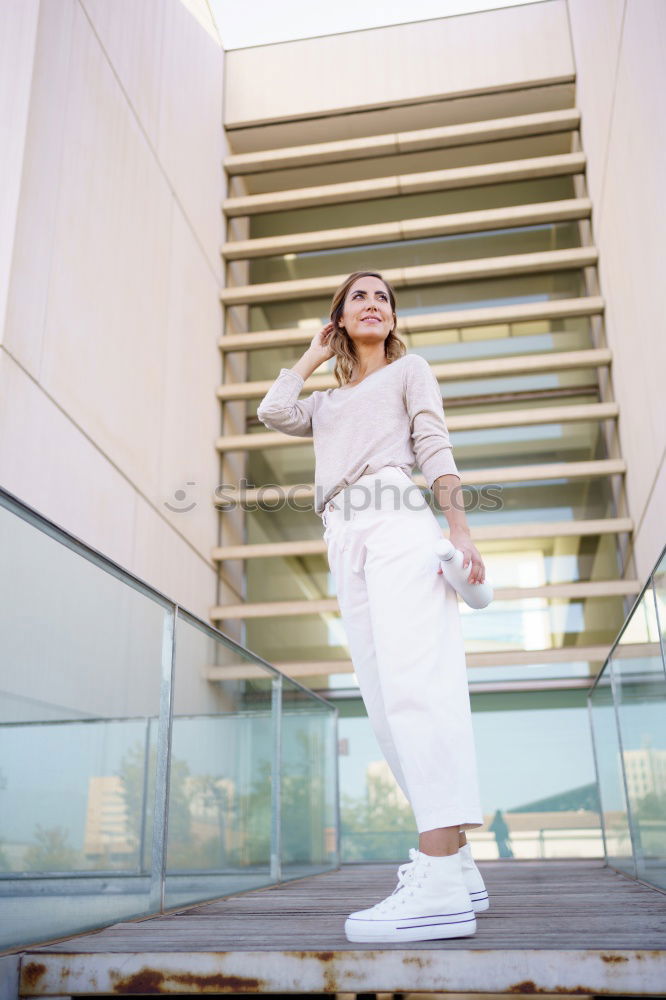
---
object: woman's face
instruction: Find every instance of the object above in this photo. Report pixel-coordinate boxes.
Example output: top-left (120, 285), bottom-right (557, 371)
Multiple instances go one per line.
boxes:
top-left (340, 275), bottom-right (396, 347)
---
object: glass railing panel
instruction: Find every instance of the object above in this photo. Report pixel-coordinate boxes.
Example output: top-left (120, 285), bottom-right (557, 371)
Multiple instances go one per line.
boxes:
top-left (0, 495), bottom-right (169, 950)
top-left (279, 676), bottom-right (338, 879)
top-left (611, 587), bottom-right (666, 889)
top-left (249, 177), bottom-right (578, 238)
top-left (471, 689), bottom-right (602, 861)
top-left (162, 611), bottom-right (278, 909)
top-left (588, 661), bottom-right (635, 874)
top-left (0, 489), bottom-right (338, 948)
top-left (337, 689), bottom-right (602, 862)
top-left (162, 613), bottom-right (338, 909)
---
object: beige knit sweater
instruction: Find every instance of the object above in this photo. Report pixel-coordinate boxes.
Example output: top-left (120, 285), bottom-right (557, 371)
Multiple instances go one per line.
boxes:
top-left (256, 353), bottom-right (460, 515)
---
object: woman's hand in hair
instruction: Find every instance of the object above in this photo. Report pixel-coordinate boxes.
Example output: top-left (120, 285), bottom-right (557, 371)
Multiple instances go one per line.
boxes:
top-left (307, 322), bottom-right (336, 363)
top-left (292, 323), bottom-right (337, 381)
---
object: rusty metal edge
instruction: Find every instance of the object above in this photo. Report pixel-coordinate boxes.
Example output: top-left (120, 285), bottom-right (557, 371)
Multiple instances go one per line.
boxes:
top-left (18, 947), bottom-right (666, 997)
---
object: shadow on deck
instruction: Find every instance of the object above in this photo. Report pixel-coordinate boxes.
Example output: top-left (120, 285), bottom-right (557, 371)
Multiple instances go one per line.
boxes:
top-left (15, 859), bottom-right (666, 998)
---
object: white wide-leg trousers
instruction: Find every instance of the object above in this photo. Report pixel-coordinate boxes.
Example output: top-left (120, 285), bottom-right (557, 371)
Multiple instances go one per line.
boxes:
top-left (321, 465), bottom-right (484, 833)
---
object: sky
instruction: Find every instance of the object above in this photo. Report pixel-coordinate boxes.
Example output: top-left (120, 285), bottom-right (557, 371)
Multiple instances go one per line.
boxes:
top-left (208, 0), bottom-right (545, 50)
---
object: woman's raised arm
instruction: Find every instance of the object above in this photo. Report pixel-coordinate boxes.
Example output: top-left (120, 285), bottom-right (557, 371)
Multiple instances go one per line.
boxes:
top-left (256, 323), bottom-right (335, 436)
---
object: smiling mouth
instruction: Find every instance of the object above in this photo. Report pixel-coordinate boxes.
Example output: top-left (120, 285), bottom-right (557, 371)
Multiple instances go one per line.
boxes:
top-left (362, 317), bottom-right (381, 323)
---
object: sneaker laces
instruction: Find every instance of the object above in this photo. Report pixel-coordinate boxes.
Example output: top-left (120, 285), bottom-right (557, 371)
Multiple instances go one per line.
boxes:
top-left (373, 848), bottom-right (426, 912)
top-left (393, 847), bottom-right (422, 891)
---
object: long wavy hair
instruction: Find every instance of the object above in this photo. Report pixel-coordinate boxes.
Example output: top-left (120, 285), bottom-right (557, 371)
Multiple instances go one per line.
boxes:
top-left (328, 270), bottom-right (407, 387)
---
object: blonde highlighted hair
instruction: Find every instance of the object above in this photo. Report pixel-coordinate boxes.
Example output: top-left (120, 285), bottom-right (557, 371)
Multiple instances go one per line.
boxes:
top-left (328, 270), bottom-right (407, 387)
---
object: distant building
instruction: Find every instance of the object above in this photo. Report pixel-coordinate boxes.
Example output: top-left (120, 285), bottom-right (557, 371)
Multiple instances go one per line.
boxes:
top-left (624, 748), bottom-right (666, 803)
top-left (366, 761), bottom-right (410, 810)
top-left (83, 777), bottom-right (135, 861)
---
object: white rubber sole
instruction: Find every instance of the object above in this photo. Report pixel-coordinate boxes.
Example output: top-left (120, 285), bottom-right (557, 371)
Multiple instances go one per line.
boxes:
top-left (469, 889), bottom-right (490, 912)
top-left (345, 909), bottom-right (477, 943)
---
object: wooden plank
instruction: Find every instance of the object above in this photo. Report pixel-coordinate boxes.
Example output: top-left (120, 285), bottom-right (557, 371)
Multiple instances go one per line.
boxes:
top-left (20, 862), bottom-right (666, 996)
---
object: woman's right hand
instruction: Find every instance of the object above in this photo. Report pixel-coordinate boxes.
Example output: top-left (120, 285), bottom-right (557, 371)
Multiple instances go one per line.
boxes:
top-left (307, 322), bottom-right (336, 363)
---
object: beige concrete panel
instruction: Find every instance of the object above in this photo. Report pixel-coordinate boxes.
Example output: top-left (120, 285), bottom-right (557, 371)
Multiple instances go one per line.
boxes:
top-left (0, 379), bottom-right (160, 719)
top-left (222, 198), bottom-right (592, 260)
top-left (39, 0), bottom-right (173, 493)
top-left (0, 0), bottom-right (39, 344)
top-left (212, 519), bottom-right (632, 561)
top-left (224, 1), bottom-right (574, 126)
top-left (567, 0), bottom-right (625, 211)
top-left (3, 0), bottom-right (75, 376)
top-left (157, 0), bottom-right (224, 272)
top-left (131, 491), bottom-right (219, 627)
top-left (156, 208), bottom-right (222, 561)
top-left (210, 579), bottom-right (639, 620)
top-left (177, 0), bottom-right (221, 44)
top-left (79, 0), bottom-right (166, 149)
top-left (224, 109), bottom-right (580, 173)
top-left (0, 350), bottom-right (136, 573)
top-left (219, 297), bottom-right (605, 351)
top-left (591, 0), bottom-right (666, 570)
top-left (0, 362), bottom-right (229, 717)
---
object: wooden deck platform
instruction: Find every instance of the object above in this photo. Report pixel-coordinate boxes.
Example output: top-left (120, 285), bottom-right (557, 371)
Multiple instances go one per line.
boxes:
top-left (18, 860), bottom-right (666, 997)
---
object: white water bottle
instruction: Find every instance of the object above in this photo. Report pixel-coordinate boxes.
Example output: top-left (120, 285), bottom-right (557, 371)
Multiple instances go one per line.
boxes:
top-left (434, 537), bottom-right (494, 610)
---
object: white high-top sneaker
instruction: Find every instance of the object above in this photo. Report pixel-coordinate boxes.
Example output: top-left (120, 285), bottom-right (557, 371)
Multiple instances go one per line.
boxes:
top-left (459, 842), bottom-right (490, 912)
top-left (344, 848), bottom-right (476, 944)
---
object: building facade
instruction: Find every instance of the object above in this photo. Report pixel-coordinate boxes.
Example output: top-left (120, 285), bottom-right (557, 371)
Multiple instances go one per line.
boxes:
top-left (1, 0), bottom-right (664, 860)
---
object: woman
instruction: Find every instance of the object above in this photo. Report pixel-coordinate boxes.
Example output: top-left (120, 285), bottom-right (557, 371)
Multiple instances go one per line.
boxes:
top-left (257, 270), bottom-right (489, 943)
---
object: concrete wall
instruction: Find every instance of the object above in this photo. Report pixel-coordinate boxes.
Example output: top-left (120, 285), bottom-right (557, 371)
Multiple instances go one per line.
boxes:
top-left (224, 0), bottom-right (573, 126)
top-left (1, 0), bottom-right (663, 720)
top-left (0, 0), bottom-right (227, 635)
top-left (567, 0), bottom-right (666, 580)
top-left (223, 0), bottom-right (665, 581)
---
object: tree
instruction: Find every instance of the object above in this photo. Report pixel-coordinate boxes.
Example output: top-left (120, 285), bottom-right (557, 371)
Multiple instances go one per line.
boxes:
top-left (24, 825), bottom-right (78, 871)
top-left (340, 771), bottom-right (417, 861)
top-left (117, 739), bottom-right (194, 870)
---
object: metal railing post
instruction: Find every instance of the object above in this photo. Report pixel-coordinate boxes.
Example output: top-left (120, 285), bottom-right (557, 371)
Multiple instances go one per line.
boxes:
top-left (149, 605), bottom-right (177, 911)
top-left (586, 690), bottom-right (609, 860)
top-left (270, 674), bottom-right (282, 882)
top-left (608, 653), bottom-right (639, 878)
top-left (331, 709), bottom-right (341, 867)
top-left (650, 572), bottom-right (666, 681)
top-left (138, 717), bottom-right (151, 874)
